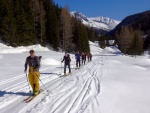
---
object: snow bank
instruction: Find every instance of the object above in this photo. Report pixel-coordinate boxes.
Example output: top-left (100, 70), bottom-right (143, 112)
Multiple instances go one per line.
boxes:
top-left (42, 58), bottom-right (60, 66)
top-left (0, 43), bottom-right (49, 54)
top-left (24, 44), bottom-right (49, 52)
top-left (89, 41), bottom-right (122, 56)
top-left (103, 46), bottom-right (122, 55)
top-left (0, 43), bottom-right (13, 49)
top-left (89, 41), bottom-right (103, 55)
top-left (145, 58), bottom-right (150, 63)
top-left (0, 48), bottom-right (27, 54)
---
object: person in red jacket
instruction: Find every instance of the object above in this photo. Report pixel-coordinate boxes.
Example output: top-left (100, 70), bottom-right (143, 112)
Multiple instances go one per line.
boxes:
top-left (87, 53), bottom-right (90, 62)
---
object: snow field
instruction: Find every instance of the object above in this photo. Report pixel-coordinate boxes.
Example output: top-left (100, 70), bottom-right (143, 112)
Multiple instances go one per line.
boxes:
top-left (0, 41), bottom-right (150, 113)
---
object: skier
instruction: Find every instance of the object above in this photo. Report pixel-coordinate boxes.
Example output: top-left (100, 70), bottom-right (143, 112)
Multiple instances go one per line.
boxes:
top-left (75, 51), bottom-right (80, 69)
top-left (90, 53), bottom-right (92, 61)
top-left (81, 52), bottom-right (85, 65)
top-left (61, 52), bottom-right (71, 76)
top-left (84, 52), bottom-right (87, 63)
top-left (87, 53), bottom-right (90, 62)
top-left (24, 50), bottom-right (40, 96)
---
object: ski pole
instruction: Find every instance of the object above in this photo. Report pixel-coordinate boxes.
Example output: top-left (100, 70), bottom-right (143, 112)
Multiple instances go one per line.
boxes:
top-left (72, 56), bottom-right (75, 68)
top-left (73, 56), bottom-right (76, 69)
top-left (25, 73), bottom-right (31, 92)
top-left (35, 74), bottom-right (49, 92)
top-left (61, 58), bottom-right (62, 74)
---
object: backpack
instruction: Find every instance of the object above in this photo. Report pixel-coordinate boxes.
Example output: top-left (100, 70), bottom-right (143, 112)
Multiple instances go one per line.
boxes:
top-left (38, 56), bottom-right (42, 62)
top-left (28, 56), bottom-right (42, 66)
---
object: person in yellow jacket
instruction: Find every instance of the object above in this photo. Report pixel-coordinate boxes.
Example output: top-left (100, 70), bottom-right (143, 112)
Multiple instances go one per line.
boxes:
top-left (24, 50), bottom-right (40, 95)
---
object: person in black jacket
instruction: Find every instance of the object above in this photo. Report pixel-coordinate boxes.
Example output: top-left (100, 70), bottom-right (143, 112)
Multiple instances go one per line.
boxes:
top-left (90, 53), bottom-right (92, 61)
top-left (84, 52), bottom-right (87, 63)
top-left (81, 52), bottom-right (85, 65)
top-left (61, 53), bottom-right (71, 75)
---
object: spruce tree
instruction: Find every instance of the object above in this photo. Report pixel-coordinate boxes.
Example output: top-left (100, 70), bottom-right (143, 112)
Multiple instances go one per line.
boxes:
top-left (106, 39), bottom-right (110, 47)
top-left (0, 0), bottom-right (17, 46)
top-left (43, 0), bottom-right (60, 51)
top-left (87, 27), bottom-right (95, 42)
top-left (14, 0), bottom-right (36, 46)
top-left (76, 23), bottom-right (90, 53)
top-left (0, 0), bottom-right (94, 53)
top-left (129, 31), bottom-right (143, 56)
top-left (99, 32), bottom-right (106, 48)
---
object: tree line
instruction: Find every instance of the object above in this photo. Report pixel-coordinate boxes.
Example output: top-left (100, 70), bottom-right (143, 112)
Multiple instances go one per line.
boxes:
top-left (0, 0), bottom-right (99, 53)
top-left (115, 25), bottom-right (143, 55)
top-left (109, 10), bottom-right (150, 56)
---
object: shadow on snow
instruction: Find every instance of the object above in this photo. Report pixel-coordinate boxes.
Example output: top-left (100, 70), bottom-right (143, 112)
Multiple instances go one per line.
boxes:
top-left (0, 90), bottom-right (31, 97)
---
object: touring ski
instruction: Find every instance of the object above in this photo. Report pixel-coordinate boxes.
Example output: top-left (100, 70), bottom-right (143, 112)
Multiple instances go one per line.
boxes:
top-left (23, 92), bottom-right (41, 103)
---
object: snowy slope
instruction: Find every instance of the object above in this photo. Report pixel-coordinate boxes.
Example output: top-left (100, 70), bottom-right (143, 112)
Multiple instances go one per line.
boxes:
top-left (0, 43), bottom-right (49, 54)
top-left (0, 42), bottom-right (150, 113)
top-left (70, 11), bottom-right (120, 31)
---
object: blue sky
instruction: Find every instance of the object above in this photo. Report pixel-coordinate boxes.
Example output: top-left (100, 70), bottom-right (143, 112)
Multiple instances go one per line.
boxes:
top-left (54, 0), bottom-right (150, 21)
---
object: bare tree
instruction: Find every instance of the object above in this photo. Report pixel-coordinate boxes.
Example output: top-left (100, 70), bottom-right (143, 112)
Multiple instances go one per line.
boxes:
top-left (60, 7), bottom-right (73, 52)
top-left (115, 25), bottom-right (134, 54)
top-left (32, 0), bottom-right (45, 45)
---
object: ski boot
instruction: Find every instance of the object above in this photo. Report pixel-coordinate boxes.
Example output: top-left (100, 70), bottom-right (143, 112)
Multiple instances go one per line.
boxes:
top-left (33, 91), bottom-right (40, 96)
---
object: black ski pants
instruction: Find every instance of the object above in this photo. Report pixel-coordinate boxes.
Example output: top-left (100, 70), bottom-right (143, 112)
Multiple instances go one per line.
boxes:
top-left (82, 59), bottom-right (85, 65)
top-left (64, 63), bottom-right (71, 73)
top-left (76, 60), bottom-right (80, 67)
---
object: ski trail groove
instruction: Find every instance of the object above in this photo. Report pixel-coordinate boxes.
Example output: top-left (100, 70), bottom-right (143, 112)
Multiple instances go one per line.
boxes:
top-left (0, 56), bottom-right (105, 113)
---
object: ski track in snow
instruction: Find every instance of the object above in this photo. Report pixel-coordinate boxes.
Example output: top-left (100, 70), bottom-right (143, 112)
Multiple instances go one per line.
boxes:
top-left (0, 66), bottom-right (60, 111)
top-left (25, 58), bottom-right (104, 113)
top-left (0, 54), bottom-right (4, 61)
top-left (0, 44), bottom-right (120, 113)
top-left (0, 55), bottom-right (106, 113)
top-left (0, 55), bottom-right (3, 59)
top-left (1, 42), bottom-right (150, 113)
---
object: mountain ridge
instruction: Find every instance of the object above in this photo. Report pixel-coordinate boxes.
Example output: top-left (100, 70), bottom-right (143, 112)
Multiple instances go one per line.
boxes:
top-left (109, 10), bottom-right (150, 35)
top-left (70, 11), bottom-right (120, 32)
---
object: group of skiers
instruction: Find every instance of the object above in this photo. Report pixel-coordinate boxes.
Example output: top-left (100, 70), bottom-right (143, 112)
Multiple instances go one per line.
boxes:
top-left (75, 51), bottom-right (92, 68)
top-left (24, 50), bottom-right (92, 96)
top-left (61, 51), bottom-right (92, 75)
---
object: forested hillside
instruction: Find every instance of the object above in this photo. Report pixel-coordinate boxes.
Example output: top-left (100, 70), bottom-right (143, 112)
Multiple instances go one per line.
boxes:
top-left (0, 0), bottom-right (98, 52)
top-left (109, 10), bottom-right (150, 55)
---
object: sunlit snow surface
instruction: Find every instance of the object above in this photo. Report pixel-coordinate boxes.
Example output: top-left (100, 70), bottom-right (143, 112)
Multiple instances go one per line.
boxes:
top-left (0, 42), bottom-right (150, 113)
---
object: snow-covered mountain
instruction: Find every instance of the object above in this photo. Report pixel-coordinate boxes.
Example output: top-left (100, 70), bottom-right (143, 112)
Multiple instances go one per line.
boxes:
top-left (70, 11), bottom-right (120, 31)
